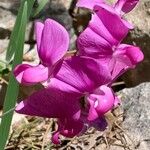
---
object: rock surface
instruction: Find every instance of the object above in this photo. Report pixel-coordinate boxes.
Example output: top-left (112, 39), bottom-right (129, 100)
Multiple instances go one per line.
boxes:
top-left (121, 0), bottom-right (150, 86)
top-left (36, 0), bottom-right (77, 49)
top-left (0, 0), bottom-right (76, 49)
top-left (0, 0), bottom-right (19, 31)
top-left (118, 82), bottom-right (150, 149)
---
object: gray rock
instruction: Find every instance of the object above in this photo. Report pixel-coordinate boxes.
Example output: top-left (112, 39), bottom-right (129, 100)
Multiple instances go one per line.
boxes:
top-left (0, 0), bottom-right (19, 30)
top-left (122, 0), bottom-right (150, 86)
top-left (0, 7), bottom-right (16, 32)
top-left (0, 39), bottom-right (9, 64)
top-left (35, 0), bottom-right (77, 49)
top-left (0, 39), bottom-right (9, 54)
top-left (0, 0), bottom-right (20, 10)
top-left (0, 0), bottom-right (76, 49)
top-left (0, 0), bottom-right (33, 42)
top-left (0, 39), bottom-right (35, 61)
top-left (118, 82), bottom-right (150, 149)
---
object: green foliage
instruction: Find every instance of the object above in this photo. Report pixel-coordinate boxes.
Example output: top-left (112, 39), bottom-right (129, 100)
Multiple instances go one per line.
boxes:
top-left (6, 0), bottom-right (35, 62)
top-left (0, 61), bottom-right (11, 77)
top-left (32, 0), bottom-right (49, 17)
top-left (0, 0), bottom-right (35, 149)
top-left (0, 0), bottom-right (50, 148)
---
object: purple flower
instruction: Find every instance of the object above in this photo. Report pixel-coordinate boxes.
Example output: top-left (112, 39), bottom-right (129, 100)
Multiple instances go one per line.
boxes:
top-left (114, 0), bottom-right (139, 15)
top-left (51, 115), bottom-right (108, 144)
top-left (14, 0), bottom-right (142, 144)
top-left (76, 0), bottom-right (104, 10)
top-left (77, 5), bottom-right (144, 80)
top-left (14, 19), bottom-right (69, 85)
top-left (52, 118), bottom-right (84, 144)
top-left (77, 0), bottom-right (139, 15)
top-left (86, 85), bottom-right (118, 121)
top-left (76, 0), bottom-right (139, 30)
top-left (15, 56), bottom-right (112, 144)
top-left (52, 115), bottom-right (108, 144)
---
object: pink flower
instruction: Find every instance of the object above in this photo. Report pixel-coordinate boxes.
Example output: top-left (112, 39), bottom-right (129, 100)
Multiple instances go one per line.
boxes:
top-left (77, 5), bottom-right (144, 80)
top-left (77, 0), bottom-right (139, 15)
top-left (114, 0), bottom-right (139, 15)
top-left (14, 0), bottom-right (142, 144)
top-left (15, 56), bottom-right (112, 144)
top-left (52, 116), bottom-right (108, 144)
top-left (86, 85), bottom-right (119, 121)
top-left (52, 118), bottom-right (84, 144)
top-left (76, 0), bottom-right (104, 10)
top-left (14, 19), bottom-right (69, 85)
top-left (76, 0), bottom-right (139, 30)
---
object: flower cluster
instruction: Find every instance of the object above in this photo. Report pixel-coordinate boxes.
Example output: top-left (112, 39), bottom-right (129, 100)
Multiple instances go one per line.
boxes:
top-left (13, 0), bottom-right (143, 144)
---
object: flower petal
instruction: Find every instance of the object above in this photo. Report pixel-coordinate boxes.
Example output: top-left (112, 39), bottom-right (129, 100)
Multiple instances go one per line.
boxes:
top-left (14, 64), bottom-right (49, 85)
top-left (88, 116), bottom-right (108, 131)
top-left (52, 131), bottom-right (60, 144)
top-left (109, 56), bottom-right (131, 81)
top-left (119, 44), bottom-right (144, 65)
top-left (58, 118), bottom-right (84, 137)
top-left (54, 56), bottom-right (111, 93)
top-left (13, 64), bottom-right (31, 84)
top-left (114, 0), bottom-right (139, 14)
top-left (22, 64), bottom-right (49, 85)
top-left (121, 19), bottom-right (134, 29)
top-left (76, 0), bottom-right (104, 10)
top-left (111, 44), bottom-right (144, 80)
top-left (89, 4), bottom-right (129, 46)
top-left (87, 98), bottom-right (99, 120)
top-left (39, 19), bottom-right (69, 66)
top-left (48, 78), bottom-right (82, 95)
top-left (52, 118), bottom-right (84, 144)
top-left (87, 85), bottom-right (115, 120)
top-left (35, 21), bottom-right (44, 51)
top-left (77, 27), bottom-right (112, 58)
top-left (16, 87), bottom-right (81, 119)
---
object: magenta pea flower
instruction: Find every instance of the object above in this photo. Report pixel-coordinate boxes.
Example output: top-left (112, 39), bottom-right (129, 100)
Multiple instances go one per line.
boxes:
top-left (76, 0), bottom-right (104, 10)
top-left (114, 0), bottom-right (139, 15)
top-left (14, 19), bottom-right (69, 85)
top-left (89, 5), bottom-right (130, 46)
top-left (52, 115), bottom-right (108, 144)
top-left (76, 2), bottom-right (132, 50)
top-left (15, 56), bottom-right (112, 144)
top-left (77, 5), bottom-right (144, 80)
top-left (76, 0), bottom-right (140, 30)
top-left (52, 118), bottom-right (84, 144)
top-left (15, 56), bottom-right (112, 117)
top-left (86, 85), bottom-right (118, 121)
top-left (77, 0), bottom-right (139, 15)
top-left (12, 0), bottom-right (142, 144)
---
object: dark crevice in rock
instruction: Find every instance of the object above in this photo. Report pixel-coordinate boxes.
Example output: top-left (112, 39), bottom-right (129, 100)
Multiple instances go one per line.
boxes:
top-left (0, 27), bottom-right (11, 39)
top-left (0, 4), bottom-right (19, 16)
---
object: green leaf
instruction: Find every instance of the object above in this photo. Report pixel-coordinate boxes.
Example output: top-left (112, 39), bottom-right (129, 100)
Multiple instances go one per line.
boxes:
top-left (32, 0), bottom-right (49, 17)
top-left (0, 1), bottom-right (34, 149)
top-left (6, 0), bottom-right (35, 62)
